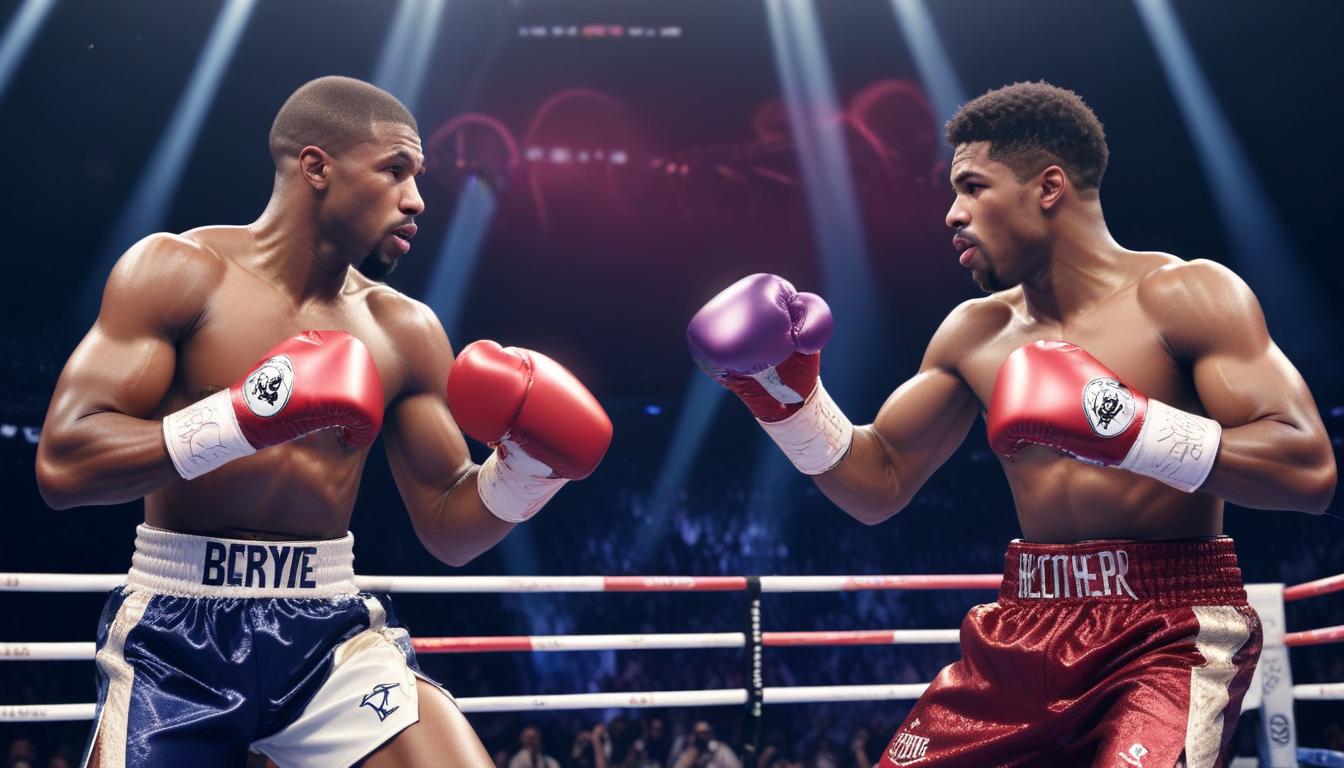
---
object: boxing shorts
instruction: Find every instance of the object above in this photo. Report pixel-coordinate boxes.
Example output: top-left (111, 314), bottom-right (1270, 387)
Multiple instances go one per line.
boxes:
top-left (82, 525), bottom-right (447, 768)
top-left (880, 537), bottom-right (1261, 768)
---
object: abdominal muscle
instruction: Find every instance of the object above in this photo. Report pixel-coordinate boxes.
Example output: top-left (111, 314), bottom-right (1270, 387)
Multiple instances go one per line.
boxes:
top-left (144, 431), bottom-right (369, 541)
top-left (1004, 445), bottom-right (1223, 543)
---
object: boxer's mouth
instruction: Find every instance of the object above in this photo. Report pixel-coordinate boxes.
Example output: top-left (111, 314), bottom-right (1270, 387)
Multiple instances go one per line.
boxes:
top-left (953, 235), bottom-right (980, 267)
top-left (390, 224), bottom-right (417, 254)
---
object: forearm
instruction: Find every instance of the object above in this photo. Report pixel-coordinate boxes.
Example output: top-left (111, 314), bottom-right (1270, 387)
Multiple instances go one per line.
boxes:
top-left (1200, 418), bottom-right (1336, 513)
top-left (36, 412), bottom-right (178, 508)
top-left (812, 426), bottom-right (910, 525)
top-left (410, 466), bottom-right (516, 567)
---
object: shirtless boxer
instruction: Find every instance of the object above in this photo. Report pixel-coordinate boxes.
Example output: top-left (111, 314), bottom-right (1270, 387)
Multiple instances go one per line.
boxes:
top-left (36, 76), bottom-right (612, 767)
top-left (688, 82), bottom-right (1336, 767)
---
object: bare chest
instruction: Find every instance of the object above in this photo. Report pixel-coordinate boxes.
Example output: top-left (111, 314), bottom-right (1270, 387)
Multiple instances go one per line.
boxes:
top-left (168, 267), bottom-right (405, 409)
top-left (959, 292), bottom-right (1202, 415)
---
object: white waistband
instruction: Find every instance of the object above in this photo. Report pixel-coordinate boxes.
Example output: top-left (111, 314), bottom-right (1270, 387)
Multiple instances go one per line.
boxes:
top-left (126, 524), bottom-right (357, 598)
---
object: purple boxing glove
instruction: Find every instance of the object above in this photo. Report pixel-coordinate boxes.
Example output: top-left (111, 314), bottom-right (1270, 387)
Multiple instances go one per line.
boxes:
top-left (687, 273), bottom-right (832, 422)
top-left (687, 274), bottom-right (853, 474)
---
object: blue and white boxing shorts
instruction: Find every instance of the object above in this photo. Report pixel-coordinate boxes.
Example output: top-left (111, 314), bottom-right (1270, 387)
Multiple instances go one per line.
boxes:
top-left (82, 525), bottom-right (448, 768)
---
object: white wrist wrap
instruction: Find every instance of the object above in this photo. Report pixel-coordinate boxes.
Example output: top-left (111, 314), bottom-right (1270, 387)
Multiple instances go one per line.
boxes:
top-left (162, 389), bottom-right (256, 480)
top-left (757, 379), bottom-right (855, 475)
top-left (1118, 398), bottom-right (1221, 493)
top-left (477, 440), bottom-right (567, 523)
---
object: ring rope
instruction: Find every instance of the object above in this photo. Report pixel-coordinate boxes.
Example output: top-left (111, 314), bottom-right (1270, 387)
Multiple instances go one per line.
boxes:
top-left (7, 681), bottom-right (1343, 723)
top-left (0, 573), bottom-right (1003, 594)
top-left (0, 629), bottom-right (967, 661)
top-left (3, 571), bottom-right (1340, 725)
top-left (1283, 572), bottom-right (1344, 602)
top-left (9, 570), bottom-right (1340, 595)
top-left (1283, 624), bottom-right (1344, 648)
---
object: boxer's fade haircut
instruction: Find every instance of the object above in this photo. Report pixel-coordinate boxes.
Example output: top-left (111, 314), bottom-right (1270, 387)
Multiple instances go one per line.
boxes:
top-left (268, 76), bottom-right (418, 166)
top-left (946, 81), bottom-right (1108, 191)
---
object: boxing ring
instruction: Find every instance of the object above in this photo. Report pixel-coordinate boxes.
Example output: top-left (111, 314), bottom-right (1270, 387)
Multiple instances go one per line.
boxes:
top-left (3, 571), bottom-right (1341, 766)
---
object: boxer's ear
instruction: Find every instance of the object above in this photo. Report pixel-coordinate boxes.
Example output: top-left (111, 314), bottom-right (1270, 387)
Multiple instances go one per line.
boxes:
top-left (1039, 165), bottom-right (1066, 211)
top-left (298, 146), bottom-right (332, 191)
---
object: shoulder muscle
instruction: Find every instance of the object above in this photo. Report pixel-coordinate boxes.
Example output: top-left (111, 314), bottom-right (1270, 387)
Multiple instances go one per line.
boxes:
top-left (98, 233), bottom-right (225, 339)
top-left (1137, 259), bottom-right (1268, 360)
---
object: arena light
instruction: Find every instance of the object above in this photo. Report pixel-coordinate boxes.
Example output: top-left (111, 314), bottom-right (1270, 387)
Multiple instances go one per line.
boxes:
top-left (634, 374), bottom-right (727, 567)
top-left (74, 0), bottom-right (257, 325)
top-left (371, 0), bottom-right (446, 114)
top-left (887, 0), bottom-right (967, 133)
top-left (1135, 0), bottom-right (1325, 359)
top-left (422, 175), bottom-right (497, 341)
top-left (762, 0), bottom-right (879, 401)
top-left (0, 0), bottom-right (56, 105)
top-left (747, 0), bottom-right (881, 531)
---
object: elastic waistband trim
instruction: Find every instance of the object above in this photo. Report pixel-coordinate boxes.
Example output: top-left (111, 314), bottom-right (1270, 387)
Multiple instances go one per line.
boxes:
top-left (999, 537), bottom-right (1245, 605)
top-left (125, 524), bottom-right (357, 598)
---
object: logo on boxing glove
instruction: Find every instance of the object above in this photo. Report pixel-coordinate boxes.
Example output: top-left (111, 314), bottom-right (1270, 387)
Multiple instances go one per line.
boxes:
top-left (243, 355), bottom-right (294, 418)
top-left (1082, 377), bottom-right (1135, 437)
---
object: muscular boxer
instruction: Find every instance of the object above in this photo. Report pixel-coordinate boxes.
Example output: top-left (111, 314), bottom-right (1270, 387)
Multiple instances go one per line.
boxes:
top-left (36, 76), bottom-right (612, 768)
top-left (689, 82), bottom-right (1335, 767)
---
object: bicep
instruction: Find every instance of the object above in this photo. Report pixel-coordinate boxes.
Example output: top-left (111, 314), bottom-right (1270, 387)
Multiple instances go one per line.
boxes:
top-left (1191, 331), bottom-right (1323, 431)
top-left (382, 390), bottom-right (474, 503)
top-left (1163, 264), bottom-right (1324, 430)
top-left (869, 365), bottom-right (981, 478)
top-left (44, 243), bottom-right (198, 430)
top-left (47, 324), bottom-right (177, 425)
top-left (379, 300), bottom-right (473, 508)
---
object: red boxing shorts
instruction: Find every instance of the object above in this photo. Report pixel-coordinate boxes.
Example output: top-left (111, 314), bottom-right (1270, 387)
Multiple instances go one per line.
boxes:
top-left (880, 537), bottom-right (1261, 768)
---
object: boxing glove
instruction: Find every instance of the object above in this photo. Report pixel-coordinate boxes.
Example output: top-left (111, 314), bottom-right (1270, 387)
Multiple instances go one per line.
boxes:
top-left (687, 273), bottom-right (853, 474)
top-left (162, 330), bottom-right (384, 480)
top-left (987, 340), bottom-right (1221, 492)
top-left (448, 340), bottom-right (612, 522)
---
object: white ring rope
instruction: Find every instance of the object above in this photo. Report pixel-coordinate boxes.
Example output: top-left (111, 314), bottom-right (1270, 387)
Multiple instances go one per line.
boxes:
top-left (2, 571), bottom-right (1340, 723)
top-left (0, 629), bottom-right (966, 661)
top-left (8, 681), bottom-right (1342, 722)
top-left (1291, 683), bottom-right (1344, 701)
top-left (0, 573), bottom-right (1003, 594)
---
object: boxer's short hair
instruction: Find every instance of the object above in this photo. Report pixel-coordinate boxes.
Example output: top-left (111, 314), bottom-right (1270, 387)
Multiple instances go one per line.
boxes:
top-left (269, 76), bottom-right (418, 165)
top-left (946, 81), bottom-right (1108, 190)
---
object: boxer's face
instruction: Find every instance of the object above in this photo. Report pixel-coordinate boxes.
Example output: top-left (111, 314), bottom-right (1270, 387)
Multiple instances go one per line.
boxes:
top-left (325, 121), bottom-right (425, 279)
top-left (946, 141), bottom-right (1050, 293)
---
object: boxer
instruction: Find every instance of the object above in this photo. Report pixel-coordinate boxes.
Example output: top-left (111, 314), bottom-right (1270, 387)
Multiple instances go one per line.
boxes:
top-left (689, 82), bottom-right (1335, 767)
top-left (37, 76), bottom-right (612, 767)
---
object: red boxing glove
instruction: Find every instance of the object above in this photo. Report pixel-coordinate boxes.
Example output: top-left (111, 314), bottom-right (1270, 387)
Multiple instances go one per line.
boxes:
top-left (448, 340), bottom-right (612, 521)
top-left (987, 340), bottom-right (1221, 492)
top-left (163, 331), bottom-right (384, 480)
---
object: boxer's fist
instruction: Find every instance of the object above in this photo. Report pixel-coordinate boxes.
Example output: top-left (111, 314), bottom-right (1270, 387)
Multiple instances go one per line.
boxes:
top-left (987, 340), bottom-right (1221, 492)
top-left (163, 331), bottom-right (384, 480)
top-left (448, 341), bottom-right (612, 522)
top-left (447, 340), bottom-right (611, 479)
top-left (687, 273), bottom-right (833, 422)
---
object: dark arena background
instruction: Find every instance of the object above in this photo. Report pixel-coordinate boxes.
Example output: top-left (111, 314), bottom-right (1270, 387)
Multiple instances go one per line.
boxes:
top-left (1, 1), bottom-right (1342, 766)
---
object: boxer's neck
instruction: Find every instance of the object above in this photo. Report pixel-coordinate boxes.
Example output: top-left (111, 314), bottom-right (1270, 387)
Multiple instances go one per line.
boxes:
top-left (248, 189), bottom-right (352, 303)
top-left (1020, 201), bottom-right (1129, 323)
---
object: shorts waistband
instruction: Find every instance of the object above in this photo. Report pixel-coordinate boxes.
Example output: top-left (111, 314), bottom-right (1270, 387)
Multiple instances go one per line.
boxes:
top-left (999, 537), bottom-right (1246, 605)
top-left (126, 524), bottom-right (357, 598)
